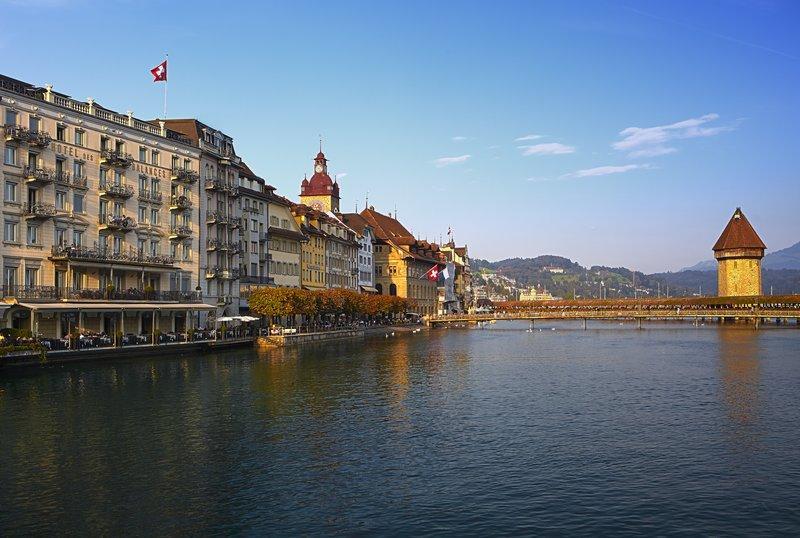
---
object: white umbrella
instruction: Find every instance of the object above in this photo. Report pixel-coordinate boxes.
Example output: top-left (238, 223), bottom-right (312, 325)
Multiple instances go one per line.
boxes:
top-left (216, 316), bottom-right (236, 322)
top-left (240, 315), bottom-right (260, 322)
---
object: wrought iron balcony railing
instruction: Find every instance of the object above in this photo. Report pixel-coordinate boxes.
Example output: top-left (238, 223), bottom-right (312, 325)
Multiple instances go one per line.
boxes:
top-left (206, 238), bottom-right (229, 251)
top-left (28, 130), bottom-right (52, 148)
top-left (240, 276), bottom-right (274, 285)
top-left (4, 124), bottom-right (29, 143)
top-left (99, 181), bottom-right (135, 198)
top-left (50, 245), bottom-right (176, 267)
top-left (100, 149), bottom-right (133, 168)
top-left (171, 168), bottom-right (199, 184)
top-left (206, 210), bottom-right (231, 225)
top-left (1, 284), bottom-right (201, 303)
top-left (22, 202), bottom-right (57, 219)
top-left (169, 225), bottom-right (192, 238)
top-left (23, 166), bottom-right (55, 184)
top-left (205, 178), bottom-right (227, 191)
top-left (98, 214), bottom-right (137, 232)
top-left (169, 195), bottom-right (192, 211)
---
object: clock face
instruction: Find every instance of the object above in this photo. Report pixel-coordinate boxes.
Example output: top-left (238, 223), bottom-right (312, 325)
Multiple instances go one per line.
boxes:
top-left (311, 201), bottom-right (323, 211)
top-left (315, 164), bottom-right (323, 173)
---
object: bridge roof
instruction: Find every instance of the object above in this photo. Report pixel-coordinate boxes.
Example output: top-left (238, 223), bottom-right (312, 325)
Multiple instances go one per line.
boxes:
top-left (713, 207), bottom-right (766, 251)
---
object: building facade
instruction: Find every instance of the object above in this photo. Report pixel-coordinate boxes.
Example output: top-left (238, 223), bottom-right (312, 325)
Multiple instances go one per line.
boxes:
top-left (1, 75), bottom-right (215, 337)
top-left (440, 243), bottom-right (473, 311)
top-left (360, 207), bottom-right (443, 316)
top-left (713, 207), bottom-right (766, 297)
top-left (163, 119), bottom-right (243, 319)
top-left (340, 213), bottom-right (377, 293)
top-left (265, 187), bottom-right (304, 289)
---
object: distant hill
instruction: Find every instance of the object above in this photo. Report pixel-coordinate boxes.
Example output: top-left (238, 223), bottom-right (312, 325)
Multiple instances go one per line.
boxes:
top-left (475, 255), bottom-right (800, 298)
top-left (680, 241), bottom-right (800, 272)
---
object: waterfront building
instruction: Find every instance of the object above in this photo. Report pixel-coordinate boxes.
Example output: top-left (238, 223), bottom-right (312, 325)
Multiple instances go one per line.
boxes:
top-left (340, 212), bottom-right (378, 293)
top-left (236, 163), bottom-right (273, 312)
top-left (292, 204), bottom-right (327, 291)
top-left (440, 242), bottom-right (473, 312)
top-left (1, 74), bottom-right (213, 337)
top-left (265, 186), bottom-right (305, 289)
top-left (359, 206), bottom-right (444, 316)
top-left (322, 212), bottom-right (359, 290)
top-left (163, 119), bottom-right (243, 319)
top-left (713, 207), bottom-right (766, 297)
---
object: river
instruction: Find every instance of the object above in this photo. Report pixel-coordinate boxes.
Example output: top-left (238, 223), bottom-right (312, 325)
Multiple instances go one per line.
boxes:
top-left (1, 322), bottom-right (799, 535)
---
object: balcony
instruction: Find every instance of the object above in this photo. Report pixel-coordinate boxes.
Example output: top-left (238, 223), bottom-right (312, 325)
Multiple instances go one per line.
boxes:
top-left (229, 242), bottom-right (243, 255)
top-left (28, 130), bottom-right (52, 148)
top-left (205, 178), bottom-right (227, 192)
top-left (171, 168), bottom-right (199, 184)
top-left (66, 287), bottom-right (202, 303)
top-left (99, 181), bottom-right (135, 199)
top-left (50, 245), bottom-right (175, 268)
top-left (138, 189), bottom-right (163, 204)
top-left (206, 210), bottom-right (230, 226)
top-left (2, 285), bottom-right (61, 301)
top-left (206, 238), bottom-right (229, 252)
top-left (22, 202), bottom-right (57, 219)
top-left (205, 267), bottom-right (240, 281)
top-left (169, 195), bottom-right (192, 212)
top-left (23, 166), bottom-right (55, 185)
top-left (99, 214), bottom-right (137, 232)
top-left (205, 266), bottom-right (223, 279)
top-left (229, 217), bottom-right (242, 229)
top-left (4, 125), bottom-right (29, 143)
top-left (229, 187), bottom-right (240, 198)
top-left (169, 225), bottom-right (192, 240)
top-left (56, 171), bottom-right (88, 189)
top-left (100, 149), bottom-right (133, 168)
top-left (259, 231), bottom-right (268, 242)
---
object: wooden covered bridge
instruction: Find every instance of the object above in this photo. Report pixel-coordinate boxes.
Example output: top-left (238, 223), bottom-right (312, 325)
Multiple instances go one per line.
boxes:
top-left (429, 295), bottom-right (800, 329)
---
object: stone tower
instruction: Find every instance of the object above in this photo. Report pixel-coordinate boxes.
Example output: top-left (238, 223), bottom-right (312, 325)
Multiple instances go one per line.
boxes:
top-left (713, 207), bottom-right (766, 297)
top-left (299, 151), bottom-right (340, 213)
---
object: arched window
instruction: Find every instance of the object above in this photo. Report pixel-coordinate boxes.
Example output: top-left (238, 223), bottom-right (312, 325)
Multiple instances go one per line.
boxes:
top-left (389, 283), bottom-right (397, 296)
top-left (375, 283), bottom-right (383, 295)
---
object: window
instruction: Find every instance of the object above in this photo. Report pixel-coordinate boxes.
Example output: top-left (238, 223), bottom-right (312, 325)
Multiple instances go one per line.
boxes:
top-left (171, 155), bottom-right (179, 170)
top-left (100, 136), bottom-right (110, 151)
top-left (151, 178), bottom-right (160, 193)
top-left (139, 175), bottom-right (148, 192)
top-left (150, 240), bottom-right (159, 256)
top-left (3, 266), bottom-right (17, 287)
top-left (183, 159), bottom-right (191, 170)
top-left (251, 241), bottom-right (258, 253)
top-left (139, 147), bottom-right (147, 162)
top-left (29, 116), bottom-right (40, 132)
top-left (73, 193), bottom-right (85, 213)
top-left (74, 129), bottom-right (85, 147)
top-left (170, 242), bottom-right (178, 258)
top-left (4, 146), bottom-right (16, 166)
top-left (113, 236), bottom-right (122, 255)
top-left (73, 230), bottom-right (83, 247)
top-left (138, 206), bottom-right (147, 223)
top-left (114, 170), bottom-right (123, 185)
top-left (24, 267), bottom-right (39, 287)
top-left (26, 225), bottom-right (38, 245)
top-left (4, 181), bottom-right (17, 202)
top-left (251, 262), bottom-right (258, 276)
top-left (150, 209), bottom-right (159, 226)
top-left (56, 124), bottom-right (66, 141)
top-left (55, 228), bottom-right (66, 246)
top-left (270, 215), bottom-right (279, 226)
top-left (182, 243), bottom-right (191, 261)
top-left (55, 191), bottom-right (66, 210)
top-left (73, 161), bottom-right (84, 179)
top-left (150, 150), bottom-right (159, 166)
top-left (388, 266), bottom-right (397, 275)
top-left (4, 221), bottom-right (18, 242)
top-left (137, 239), bottom-right (146, 255)
top-left (5, 109), bottom-right (18, 126)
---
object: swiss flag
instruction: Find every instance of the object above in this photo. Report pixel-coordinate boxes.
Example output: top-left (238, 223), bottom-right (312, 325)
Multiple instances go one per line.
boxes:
top-left (423, 264), bottom-right (441, 282)
top-left (150, 60), bottom-right (167, 82)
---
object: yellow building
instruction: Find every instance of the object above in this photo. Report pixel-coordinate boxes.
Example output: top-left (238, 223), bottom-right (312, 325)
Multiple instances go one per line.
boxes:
top-left (292, 204), bottom-right (327, 290)
top-left (360, 207), bottom-right (443, 316)
top-left (713, 207), bottom-right (766, 297)
top-left (265, 188), bottom-right (305, 288)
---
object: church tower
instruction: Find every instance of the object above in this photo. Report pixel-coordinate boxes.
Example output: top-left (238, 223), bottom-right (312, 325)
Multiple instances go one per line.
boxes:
top-left (299, 150), bottom-right (340, 212)
top-left (713, 207), bottom-right (766, 297)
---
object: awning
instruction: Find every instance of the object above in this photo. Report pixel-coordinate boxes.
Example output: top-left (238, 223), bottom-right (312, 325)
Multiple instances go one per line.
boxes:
top-left (17, 302), bottom-right (216, 312)
top-left (360, 286), bottom-right (379, 293)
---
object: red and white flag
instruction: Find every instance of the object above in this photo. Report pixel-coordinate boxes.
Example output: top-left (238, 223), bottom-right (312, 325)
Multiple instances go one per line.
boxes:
top-left (423, 264), bottom-right (441, 282)
top-left (151, 60), bottom-right (167, 82)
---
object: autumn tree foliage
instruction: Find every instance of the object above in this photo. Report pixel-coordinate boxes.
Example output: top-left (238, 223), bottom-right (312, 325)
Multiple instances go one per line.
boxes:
top-left (248, 288), bottom-right (410, 319)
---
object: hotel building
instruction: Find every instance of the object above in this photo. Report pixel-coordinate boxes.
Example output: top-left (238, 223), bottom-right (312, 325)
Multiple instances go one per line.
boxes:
top-left (1, 74), bottom-right (213, 337)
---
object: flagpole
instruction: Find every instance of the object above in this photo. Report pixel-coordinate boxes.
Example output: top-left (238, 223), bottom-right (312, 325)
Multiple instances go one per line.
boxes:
top-left (163, 53), bottom-right (168, 118)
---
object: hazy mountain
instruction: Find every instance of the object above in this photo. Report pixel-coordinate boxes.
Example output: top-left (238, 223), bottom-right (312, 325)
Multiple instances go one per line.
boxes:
top-left (475, 255), bottom-right (800, 298)
top-left (680, 241), bottom-right (800, 272)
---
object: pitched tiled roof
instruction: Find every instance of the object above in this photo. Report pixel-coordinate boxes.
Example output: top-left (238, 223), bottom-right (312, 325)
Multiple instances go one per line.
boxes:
top-left (713, 207), bottom-right (766, 251)
top-left (340, 213), bottom-right (371, 235)
top-left (360, 207), bottom-right (443, 264)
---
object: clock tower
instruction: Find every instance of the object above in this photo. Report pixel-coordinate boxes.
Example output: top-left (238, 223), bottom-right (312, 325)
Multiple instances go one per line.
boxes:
top-left (300, 150), bottom-right (340, 212)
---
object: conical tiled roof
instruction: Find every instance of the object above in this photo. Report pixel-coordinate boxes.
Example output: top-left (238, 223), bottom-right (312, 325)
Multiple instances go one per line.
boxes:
top-left (713, 207), bottom-right (766, 251)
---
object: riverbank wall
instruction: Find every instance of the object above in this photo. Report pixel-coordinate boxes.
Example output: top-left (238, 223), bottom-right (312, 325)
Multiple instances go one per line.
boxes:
top-left (255, 324), bottom-right (426, 348)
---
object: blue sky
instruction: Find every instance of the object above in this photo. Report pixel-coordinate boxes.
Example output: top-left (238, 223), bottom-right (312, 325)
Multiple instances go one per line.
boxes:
top-left (2, 0), bottom-right (798, 272)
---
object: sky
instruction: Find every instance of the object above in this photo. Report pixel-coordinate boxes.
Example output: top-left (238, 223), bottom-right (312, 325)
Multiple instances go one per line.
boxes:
top-left (2, 0), bottom-right (798, 272)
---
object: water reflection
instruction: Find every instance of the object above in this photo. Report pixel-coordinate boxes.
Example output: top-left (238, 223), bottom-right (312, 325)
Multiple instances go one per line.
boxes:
top-left (717, 328), bottom-right (762, 450)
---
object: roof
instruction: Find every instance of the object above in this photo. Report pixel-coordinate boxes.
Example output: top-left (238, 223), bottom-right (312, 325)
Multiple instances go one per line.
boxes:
top-left (360, 207), bottom-right (443, 264)
top-left (713, 207), bottom-right (766, 251)
top-left (339, 213), bottom-right (372, 235)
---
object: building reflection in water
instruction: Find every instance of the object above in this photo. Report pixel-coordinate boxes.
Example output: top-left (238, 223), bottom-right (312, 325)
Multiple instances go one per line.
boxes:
top-left (717, 328), bottom-right (762, 451)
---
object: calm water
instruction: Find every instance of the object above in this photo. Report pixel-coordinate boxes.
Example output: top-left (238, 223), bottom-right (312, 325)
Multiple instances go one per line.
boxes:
top-left (1, 322), bottom-right (800, 536)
